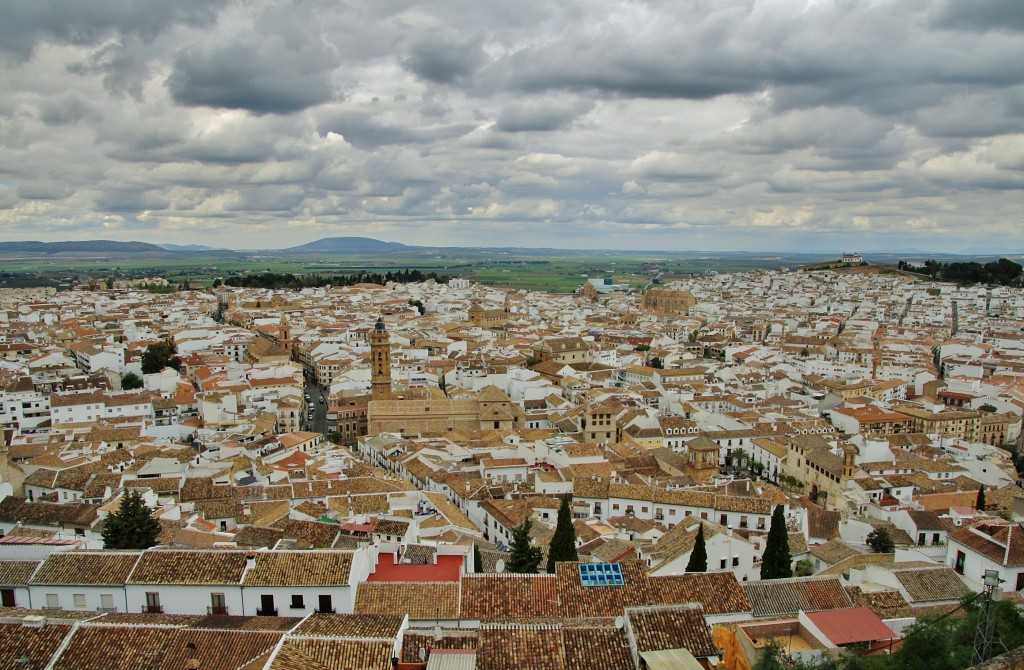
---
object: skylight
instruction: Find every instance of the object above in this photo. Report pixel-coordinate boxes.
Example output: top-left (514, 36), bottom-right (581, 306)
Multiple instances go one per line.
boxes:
top-left (579, 562), bottom-right (624, 587)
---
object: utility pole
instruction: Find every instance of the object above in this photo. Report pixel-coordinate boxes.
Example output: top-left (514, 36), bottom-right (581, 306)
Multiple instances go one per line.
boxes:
top-left (973, 569), bottom-right (1003, 665)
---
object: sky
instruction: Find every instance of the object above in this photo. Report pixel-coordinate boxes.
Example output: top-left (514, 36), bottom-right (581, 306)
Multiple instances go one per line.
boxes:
top-left (1, 0), bottom-right (1023, 253)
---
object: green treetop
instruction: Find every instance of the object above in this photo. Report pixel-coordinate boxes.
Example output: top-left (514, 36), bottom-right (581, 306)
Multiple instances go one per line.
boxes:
top-left (547, 497), bottom-right (579, 572)
top-left (760, 504), bottom-right (792, 579)
top-left (102, 489), bottom-right (161, 550)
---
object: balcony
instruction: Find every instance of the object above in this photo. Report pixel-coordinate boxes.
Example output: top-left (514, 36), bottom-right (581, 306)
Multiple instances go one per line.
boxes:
top-left (256, 608), bottom-right (278, 616)
top-left (142, 605), bottom-right (164, 614)
top-left (97, 607), bottom-right (118, 613)
top-left (207, 606), bottom-right (229, 615)
top-left (41, 606), bottom-right (63, 611)
top-left (314, 607), bottom-right (336, 614)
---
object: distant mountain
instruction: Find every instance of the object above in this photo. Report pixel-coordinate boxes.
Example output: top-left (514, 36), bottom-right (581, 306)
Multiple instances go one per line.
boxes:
top-left (0, 240), bottom-right (170, 254)
top-left (284, 237), bottom-right (411, 253)
top-left (158, 243), bottom-right (222, 252)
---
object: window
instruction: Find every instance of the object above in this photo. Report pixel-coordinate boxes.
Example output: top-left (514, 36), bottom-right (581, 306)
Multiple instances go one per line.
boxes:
top-left (100, 594), bottom-right (115, 611)
top-left (145, 592), bottom-right (162, 614)
top-left (210, 593), bottom-right (227, 615)
top-left (720, 559), bottom-right (727, 570)
top-left (1, 589), bottom-right (15, 608)
top-left (732, 556), bottom-right (740, 567)
top-left (73, 594), bottom-right (86, 608)
top-left (45, 594), bottom-right (60, 610)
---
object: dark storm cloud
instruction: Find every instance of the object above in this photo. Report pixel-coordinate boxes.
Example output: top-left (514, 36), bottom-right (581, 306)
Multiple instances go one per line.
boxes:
top-left (167, 33), bottom-right (341, 115)
top-left (495, 99), bottom-right (594, 133)
top-left (0, 0), bottom-right (226, 60)
top-left (316, 111), bottom-right (475, 151)
top-left (931, 0), bottom-right (1024, 33)
top-left (403, 32), bottom-right (486, 84)
top-left (3, 0), bottom-right (1024, 251)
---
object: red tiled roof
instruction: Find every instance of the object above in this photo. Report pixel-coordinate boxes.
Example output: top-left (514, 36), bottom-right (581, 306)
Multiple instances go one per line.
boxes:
top-left (367, 552), bottom-right (463, 583)
top-left (806, 607), bottom-right (897, 645)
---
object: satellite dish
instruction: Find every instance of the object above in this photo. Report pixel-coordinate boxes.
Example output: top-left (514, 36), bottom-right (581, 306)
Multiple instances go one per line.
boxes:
top-left (433, 625), bottom-right (443, 641)
top-left (495, 559), bottom-right (506, 573)
top-left (419, 648), bottom-right (427, 661)
top-left (614, 616), bottom-right (624, 629)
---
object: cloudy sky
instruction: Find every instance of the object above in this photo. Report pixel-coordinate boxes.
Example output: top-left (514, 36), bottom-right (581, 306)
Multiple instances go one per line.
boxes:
top-left (1, 0), bottom-right (1023, 253)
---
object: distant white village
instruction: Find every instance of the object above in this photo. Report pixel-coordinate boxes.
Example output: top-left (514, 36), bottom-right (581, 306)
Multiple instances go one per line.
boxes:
top-left (0, 266), bottom-right (1022, 669)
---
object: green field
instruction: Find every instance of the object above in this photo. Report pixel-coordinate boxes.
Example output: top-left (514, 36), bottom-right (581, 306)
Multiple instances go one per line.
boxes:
top-left (0, 248), bottom-right (838, 293)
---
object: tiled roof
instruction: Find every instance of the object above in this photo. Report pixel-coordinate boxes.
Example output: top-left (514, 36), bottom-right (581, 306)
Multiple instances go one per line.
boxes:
top-left (0, 560), bottom-right (41, 586)
top-left (741, 576), bottom-right (853, 618)
top-left (809, 539), bottom-right (863, 565)
top-left (555, 560), bottom-right (650, 618)
top-left (807, 508), bottom-right (841, 539)
top-left (844, 586), bottom-right (912, 618)
top-left (805, 607), bottom-right (896, 645)
top-left (476, 624), bottom-right (566, 670)
top-left (51, 625), bottom-right (284, 670)
top-left (127, 550), bottom-right (248, 585)
top-left (460, 574), bottom-right (558, 619)
top-left (650, 571), bottom-right (751, 615)
top-left (355, 582), bottom-right (460, 619)
top-left (271, 519), bottom-right (341, 548)
top-left (892, 566), bottom-right (971, 603)
top-left (30, 552), bottom-right (142, 586)
top-left (292, 613), bottom-right (404, 639)
top-left (562, 624), bottom-right (634, 670)
top-left (0, 620), bottom-right (74, 669)
top-left (626, 604), bottom-right (718, 658)
top-left (232, 526), bottom-right (285, 549)
top-left (242, 551), bottom-right (353, 586)
top-left (269, 639), bottom-right (394, 670)
top-left (401, 631), bottom-right (478, 662)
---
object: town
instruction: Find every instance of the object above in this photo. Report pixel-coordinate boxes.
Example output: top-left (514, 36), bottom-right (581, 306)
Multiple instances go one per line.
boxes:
top-left (0, 264), bottom-right (1022, 669)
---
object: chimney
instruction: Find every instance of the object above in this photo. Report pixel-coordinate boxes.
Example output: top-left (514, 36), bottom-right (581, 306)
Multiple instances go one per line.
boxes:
top-left (246, 552), bottom-right (256, 569)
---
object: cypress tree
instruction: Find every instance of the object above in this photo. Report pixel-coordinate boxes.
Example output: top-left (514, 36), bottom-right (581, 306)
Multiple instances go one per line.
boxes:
top-left (507, 518), bottom-right (543, 574)
top-left (686, 522), bottom-right (708, 572)
top-left (760, 504), bottom-right (792, 579)
top-left (102, 489), bottom-right (161, 550)
top-left (547, 497), bottom-right (579, 572)
top-left (473, 543), bottom-right (483, 573)
top-left (977, 484), bottom-right (986, 511)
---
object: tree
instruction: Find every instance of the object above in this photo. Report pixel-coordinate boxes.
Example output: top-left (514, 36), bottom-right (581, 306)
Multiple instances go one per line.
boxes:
top-left (141, 339), bottom-right (182, 375)
top-left (978, 403), bottom-right (998, 413)
top-left (547, 497), bottom-right (578, 572)
top-left (976, 484), bottom-right (986, 511)
top-left (650, 356), bottom-right (664, 369)
top-left (760, 505), bottom-right (792, 579)
top-left (474, 543), bottom-right (484, 574)
top-left (686, 523), bottom-right (708, 573)
top-left (507, 518), bottom-right (542, 574)
top-left (866, 527), bottom-right (895, 553)
top-left (102, 489), bottom-right (161, 550)
top-left (120, 372), bottom-right (143, 390)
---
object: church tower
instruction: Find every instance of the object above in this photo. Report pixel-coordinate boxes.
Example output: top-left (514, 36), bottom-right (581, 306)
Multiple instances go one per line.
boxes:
top-left (279, 314), bottom-right (292, 354)
top-left (370, 315), bottom-right (393, 401)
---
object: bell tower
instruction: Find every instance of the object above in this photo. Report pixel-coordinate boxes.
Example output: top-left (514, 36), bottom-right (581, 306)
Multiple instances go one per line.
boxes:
top-left (370, 315), bottom-right (393, 401)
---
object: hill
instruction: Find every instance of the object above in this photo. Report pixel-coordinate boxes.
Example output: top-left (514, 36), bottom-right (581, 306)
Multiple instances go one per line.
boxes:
top-left (284, 237), bottom-right (411, 253)
top-left (0, 240), bottom-right (170, 254)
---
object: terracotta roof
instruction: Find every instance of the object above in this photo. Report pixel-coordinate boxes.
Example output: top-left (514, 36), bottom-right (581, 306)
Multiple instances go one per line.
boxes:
top-left (292, 613), bottom-right (404, 640)
top-left (805, 607), bottom-right (897, 645)
top-left (741, 576), bottom-right (853, 618)
top-left (0, 560), bottom-right (41, 586)
top-left (269, 639), bottom-right (394, 670)
top-left (555, 560), bottom-right (651, 618)
top-left (30, 552), bottom-right (142, 586)
top-left (649, 571), bottom-right (751, 615)
top-left (626, 604), bottom-right (718, 658)
top-left (476, 624), bottom-right (566, 670)
top-left (892, 566), bottom-right (971, 603)
top-left (127, 550), bottom-right (248, 585)
top-left (242, 551), bottom-right (353, 586)
top-left (354, 582), bottom-right (460, 619)
top-left (0, 619), bottom-right (75, 667)
top-left (460, 574), bottom-right (558, 619)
